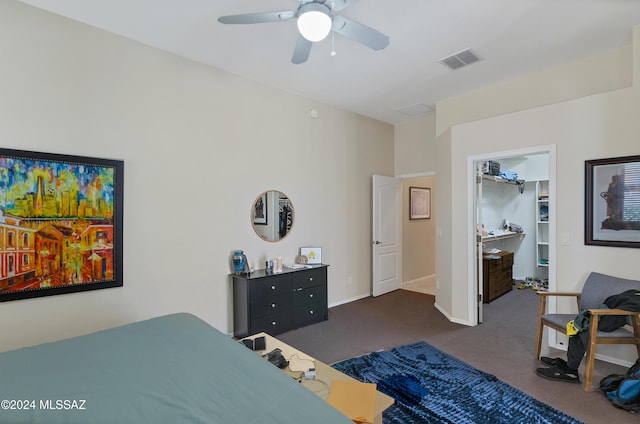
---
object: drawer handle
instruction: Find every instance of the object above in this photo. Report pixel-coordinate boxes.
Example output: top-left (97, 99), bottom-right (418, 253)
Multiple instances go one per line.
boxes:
top-left (309, 310), bottom-right (314, 314)
top-left (308, 277), bottom-right (313, 282)
top-left (271, 321), bottom-right (277, 326)
top-left (295, 287), bottom-right (302, 291)
top-left (271, 285), bottom-right (276, 290)
top-left (271, 303), bottom-right (276, 308)
top-left (308, 294), bottom-right (314, 298)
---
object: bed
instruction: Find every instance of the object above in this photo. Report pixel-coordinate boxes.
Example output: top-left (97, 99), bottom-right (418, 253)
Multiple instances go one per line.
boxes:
top-left (0, 313), bottom-right (352, 423)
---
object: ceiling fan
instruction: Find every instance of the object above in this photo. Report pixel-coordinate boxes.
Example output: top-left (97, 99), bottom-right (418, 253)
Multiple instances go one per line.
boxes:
top-left (218, 0), bottom-right (389, 64)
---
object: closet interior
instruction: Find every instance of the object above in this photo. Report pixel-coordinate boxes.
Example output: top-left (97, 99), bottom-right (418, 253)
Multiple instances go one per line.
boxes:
top-left (480, 153), bottom-right (550, 303)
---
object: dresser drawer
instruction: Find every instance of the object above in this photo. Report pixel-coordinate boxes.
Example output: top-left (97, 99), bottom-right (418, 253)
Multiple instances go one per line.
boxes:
top-left (293, 301), bottom-right (327, 328)
top-left (484, 256), bottom-right (502, 271)
top-left (501, 252), bottom-right (514, 269)
top-left (250, 275), bottom-right (292, 300)
top-left (251, 311), bottom-right (293, 335)
top-left (291, 268), bottom-right (326, 290)
top-left (251, 293), bottom-right (292, 318)
top-left (293, 285), bottom-right (326, 306)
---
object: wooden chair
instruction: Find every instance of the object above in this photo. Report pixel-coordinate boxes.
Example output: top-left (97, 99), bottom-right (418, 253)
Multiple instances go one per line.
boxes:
top-left (534, 272), bottom-right (640, 391)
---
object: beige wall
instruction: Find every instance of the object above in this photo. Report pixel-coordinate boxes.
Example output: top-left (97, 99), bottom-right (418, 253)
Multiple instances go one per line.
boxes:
top-left (436, 45), bottom-right (634, 136)
top-left (0, 1), bottom-right (394, 352)
top-left (394, 113), bottom-right (437, 174)
top-left (435, 25), bottom-right (640, 363)
top-left (402, 177), bottom-right (436, 283)
top-left (395, 114), bottom-right (438, 289)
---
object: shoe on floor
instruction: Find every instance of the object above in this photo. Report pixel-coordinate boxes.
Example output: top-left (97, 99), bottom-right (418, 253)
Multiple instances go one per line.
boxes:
top-left (536, 366), bottom-right (580, 383)
top-left (540, 356), bottom-right (568, 368)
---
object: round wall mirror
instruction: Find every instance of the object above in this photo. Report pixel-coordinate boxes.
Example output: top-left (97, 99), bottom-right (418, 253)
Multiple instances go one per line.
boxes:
top-left (251, 190), bottom-right (294, 242)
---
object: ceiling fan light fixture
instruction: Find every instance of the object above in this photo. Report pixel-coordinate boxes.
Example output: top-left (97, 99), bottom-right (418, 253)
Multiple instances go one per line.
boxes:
top-left (297, 4), bottom-right (332, 42)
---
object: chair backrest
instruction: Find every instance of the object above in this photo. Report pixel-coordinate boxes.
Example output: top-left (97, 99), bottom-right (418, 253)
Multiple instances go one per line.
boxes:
top-left (580, 272), bottom-right (640, 310)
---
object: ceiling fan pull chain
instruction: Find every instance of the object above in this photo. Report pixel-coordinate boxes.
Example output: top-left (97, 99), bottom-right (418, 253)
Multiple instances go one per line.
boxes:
top-left (331, 30), bottom-right (337, 57)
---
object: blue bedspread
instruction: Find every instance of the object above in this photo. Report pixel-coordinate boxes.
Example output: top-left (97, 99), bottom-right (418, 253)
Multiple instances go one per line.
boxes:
top-left (0, 313), bottom-right (350, 424)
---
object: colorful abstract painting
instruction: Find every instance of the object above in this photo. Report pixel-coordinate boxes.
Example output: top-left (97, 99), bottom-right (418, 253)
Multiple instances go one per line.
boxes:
top-left (0, 149), bottom-right (123, 301)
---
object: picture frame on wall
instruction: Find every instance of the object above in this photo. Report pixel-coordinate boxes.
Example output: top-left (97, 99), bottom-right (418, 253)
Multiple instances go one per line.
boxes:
top-left (253, 193), bottom-right (267, 225)
top-left (410, 186), bottom-right (431, 220)
top-left (0, 148), bottom-right (124, 302)
top-left (585, 155), bottom-right (640, 248)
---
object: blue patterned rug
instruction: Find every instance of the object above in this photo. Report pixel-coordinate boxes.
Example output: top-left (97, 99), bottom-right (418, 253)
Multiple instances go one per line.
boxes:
top-left (332, 341), bottom-right (584, 424)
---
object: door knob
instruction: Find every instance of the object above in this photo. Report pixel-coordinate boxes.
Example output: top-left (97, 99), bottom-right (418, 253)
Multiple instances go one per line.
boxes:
top-left (373, 240), bottom-right (382, 245)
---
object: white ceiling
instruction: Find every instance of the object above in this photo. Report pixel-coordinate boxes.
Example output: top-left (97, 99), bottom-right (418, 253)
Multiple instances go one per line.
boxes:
top-left (17, 0), bottom-right (640, 125)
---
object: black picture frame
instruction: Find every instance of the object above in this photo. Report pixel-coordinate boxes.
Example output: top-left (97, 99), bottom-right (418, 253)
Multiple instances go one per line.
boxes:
top-left (585, 155), bottom-right (640, 248)
top-left (253, 193), bottom-right (267, 225)
top-left (0, 148), bottom-right (124, 302)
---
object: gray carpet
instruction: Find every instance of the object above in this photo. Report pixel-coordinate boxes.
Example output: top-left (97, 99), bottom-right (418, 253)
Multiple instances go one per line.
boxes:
top-left (277, 288), bottom-right (637, 424)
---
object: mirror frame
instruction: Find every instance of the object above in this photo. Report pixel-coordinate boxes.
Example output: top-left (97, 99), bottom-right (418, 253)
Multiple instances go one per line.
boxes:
top-left (251, 190), bottom-right (294, 242)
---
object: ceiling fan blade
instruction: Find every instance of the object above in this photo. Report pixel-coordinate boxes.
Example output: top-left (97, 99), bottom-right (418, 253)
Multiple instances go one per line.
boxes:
top-left (331, 15), bottom-right (389, 50)
top-left (330, 0), bottom-right (361, 11)
top-left (291, 35), bottom-right (313, 64)
top-left (218, 10), bottom-right (295, 25)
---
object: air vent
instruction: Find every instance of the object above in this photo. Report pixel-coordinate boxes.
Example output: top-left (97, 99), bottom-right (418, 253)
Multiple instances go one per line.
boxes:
top-left (439, 49), bottom-right (480, 70)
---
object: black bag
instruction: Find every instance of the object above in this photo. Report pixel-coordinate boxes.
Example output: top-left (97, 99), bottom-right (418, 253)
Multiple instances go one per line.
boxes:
top-left (265, 348), bottom-right (289, 369)
top-left (600, 357), bottom-right (640, 412)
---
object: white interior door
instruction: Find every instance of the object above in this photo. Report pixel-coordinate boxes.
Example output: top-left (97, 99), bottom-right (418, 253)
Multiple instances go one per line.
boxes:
top-left (372, 175), bottom-right (402, 296)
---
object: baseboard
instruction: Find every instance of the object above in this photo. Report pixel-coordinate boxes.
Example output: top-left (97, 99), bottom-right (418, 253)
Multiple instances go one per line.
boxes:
top-left (549, 341), bottom-right (635, 368)
top-left (594, 352), bottom-right (635, 368)
top-left (402, 274), bottom-right (435, 287)
top-left (434, 301), bottom-right (473, 326)
top-left (329, 293), bottom-right (370, 308)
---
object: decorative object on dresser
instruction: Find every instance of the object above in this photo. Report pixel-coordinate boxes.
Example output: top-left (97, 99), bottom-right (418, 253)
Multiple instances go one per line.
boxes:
top-left (231, 250), bottom-right (251, 275)
top-left (300, 247), bottom-right (322, 264)
top-left (482, 251), bottom-right (514, 303)
top-left (232, 265), bottom-right (328, 338)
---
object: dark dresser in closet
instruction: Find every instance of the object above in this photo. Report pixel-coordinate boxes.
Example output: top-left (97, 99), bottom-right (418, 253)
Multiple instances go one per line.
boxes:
top-left (482, 252), bottom-right (514, 303)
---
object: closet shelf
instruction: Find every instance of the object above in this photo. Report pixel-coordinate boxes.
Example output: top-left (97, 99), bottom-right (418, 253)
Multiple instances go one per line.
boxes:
top-left (482, 232), bottom-right (525, 243)
top-left (482, 175), bottom-right (519, 185)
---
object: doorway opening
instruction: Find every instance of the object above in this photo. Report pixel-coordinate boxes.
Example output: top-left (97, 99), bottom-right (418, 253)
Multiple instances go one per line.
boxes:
top-left (372, 173), bottom-right (437, 298)
top-left (469, 145), bottom-right (556, 326)
top-left (400, 173), bottom-right (437, 297)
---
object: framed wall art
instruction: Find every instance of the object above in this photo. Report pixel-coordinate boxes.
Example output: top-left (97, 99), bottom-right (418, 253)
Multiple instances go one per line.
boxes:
top-left (410, 186), bottom-right (431, 220)
top-left (0, 148), bottom-right (124, 302)
top-left (253, 192), bottom-right (267, 225)
top-left (585, 155), bottom-right (640, 248)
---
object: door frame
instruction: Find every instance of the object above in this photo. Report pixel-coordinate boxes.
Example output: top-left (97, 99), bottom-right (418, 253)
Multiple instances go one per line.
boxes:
top-left (467, 145), bottom-right (557, 326)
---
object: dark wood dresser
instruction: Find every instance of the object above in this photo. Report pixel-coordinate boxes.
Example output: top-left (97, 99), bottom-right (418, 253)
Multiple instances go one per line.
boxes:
top-left (231, 265), bottom-right (328, 338)
top-left (482, 252), bottom-right (514, 303)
